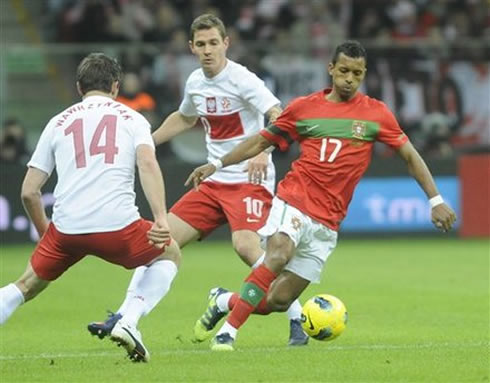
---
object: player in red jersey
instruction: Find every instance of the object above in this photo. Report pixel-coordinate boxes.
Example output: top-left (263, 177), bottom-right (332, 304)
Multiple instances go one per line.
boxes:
top-left (0, 53), bottom-right (180, 362)
top-left (186, 40), bottom-right (457, 350)
top-left (88, 14), bottom-right (308, 346)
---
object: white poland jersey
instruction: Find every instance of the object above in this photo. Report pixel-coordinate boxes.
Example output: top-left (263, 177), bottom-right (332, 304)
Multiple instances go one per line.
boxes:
top-left (28, 95), bottom-right (155, 234)
top-left (179, 59), bottom-right (280, 195)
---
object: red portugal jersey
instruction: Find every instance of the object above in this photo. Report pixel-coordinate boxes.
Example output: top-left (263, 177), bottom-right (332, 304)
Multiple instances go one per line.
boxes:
top-left (260, 89), bottom-right (409, 231)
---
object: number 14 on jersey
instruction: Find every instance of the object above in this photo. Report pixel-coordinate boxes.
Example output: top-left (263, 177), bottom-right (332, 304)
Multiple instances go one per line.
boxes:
top-left (65, 115), bottom-right (119, 168)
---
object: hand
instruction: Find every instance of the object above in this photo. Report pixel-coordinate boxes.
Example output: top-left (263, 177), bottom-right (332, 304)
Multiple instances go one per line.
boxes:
top-left (185, 164), bottom-right (216, 190)
top-left (431, 203), bottom-right (457, 232)
top-left (246, 152), bottom-right (268, 185)
top-left (147, 217), bottom-right (171, 249)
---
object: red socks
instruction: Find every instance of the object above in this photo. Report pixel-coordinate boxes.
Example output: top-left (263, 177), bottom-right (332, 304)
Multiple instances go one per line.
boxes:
top-left (228, 293), bottom-right (271, 315)
top-left (227, 265), bottom-right (277, 329)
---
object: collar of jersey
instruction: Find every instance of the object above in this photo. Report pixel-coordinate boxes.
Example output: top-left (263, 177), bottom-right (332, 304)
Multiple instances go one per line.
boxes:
top-left (203, 59), bottom-right (230, 83)
top-left (82, 94), bottom-right (113, 103)
top-left (323, 88), bottom-right (362, 104)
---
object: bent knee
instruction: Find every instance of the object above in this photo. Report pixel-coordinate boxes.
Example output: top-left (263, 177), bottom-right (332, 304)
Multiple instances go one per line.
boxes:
top-left (266, 294), bottom-right (293, 313)
top-left (159, 239), bottom-right (181, 266)
top-left (266, 251), bottom-right (291, 268)
top-left (267, 233), bottom-right (294, 254)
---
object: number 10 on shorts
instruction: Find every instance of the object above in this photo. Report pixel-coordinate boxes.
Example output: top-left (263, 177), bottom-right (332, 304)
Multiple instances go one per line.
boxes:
top-left (243, 196), bottom-right (264, 218)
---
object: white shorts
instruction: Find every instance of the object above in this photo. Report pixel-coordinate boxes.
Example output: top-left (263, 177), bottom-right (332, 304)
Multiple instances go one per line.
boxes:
top-left (258, 197), bottom-right (338, 283)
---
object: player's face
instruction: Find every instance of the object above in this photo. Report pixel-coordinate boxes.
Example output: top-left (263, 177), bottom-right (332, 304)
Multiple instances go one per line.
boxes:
top-left (328, 53), bottom-right (366, 100)
top-left (190, 28), bottom-right (229, 78)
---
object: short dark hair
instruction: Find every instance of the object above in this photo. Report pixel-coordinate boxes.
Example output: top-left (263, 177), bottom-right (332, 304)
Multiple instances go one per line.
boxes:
top-left (190, 13), bottom-right (227, 42)
top-left (76, 53), bottom-right (122, 95)
top-left (331, 40), bottom-right (367, 64)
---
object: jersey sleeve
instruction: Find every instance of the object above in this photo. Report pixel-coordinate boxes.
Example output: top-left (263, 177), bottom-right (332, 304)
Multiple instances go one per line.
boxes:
top-left (27, 121), bottom-right (55, 175)
top-left (133, 115), bottom-right (155, 150)
top-left (178, 78), bottom-right (198, 117)
top-left (260, 99), bottom-right (300, 151)
top-left (239, 70), bottom-right (280, 115)
top-left (377, 103), bottom-right (409, 148)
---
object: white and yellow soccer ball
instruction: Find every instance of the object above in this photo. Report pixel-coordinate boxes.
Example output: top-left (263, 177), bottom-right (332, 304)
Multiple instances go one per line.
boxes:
top-left (300, 294), bottom-right (348, 341)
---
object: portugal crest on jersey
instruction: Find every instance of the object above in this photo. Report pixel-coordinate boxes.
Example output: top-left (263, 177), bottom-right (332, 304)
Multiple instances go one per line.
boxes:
top-left (206, 97), bottom-right (217, 113)
top-left (291, 216), bottom-right (302, 231)
top-left (351, 120), bottom-right (366, 140)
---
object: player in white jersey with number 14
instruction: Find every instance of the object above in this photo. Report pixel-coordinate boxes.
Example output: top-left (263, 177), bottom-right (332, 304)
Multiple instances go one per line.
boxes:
top-left (88, 14), bottom-right (308, 347)
top-left (0, 53), bottom-right (180, 363)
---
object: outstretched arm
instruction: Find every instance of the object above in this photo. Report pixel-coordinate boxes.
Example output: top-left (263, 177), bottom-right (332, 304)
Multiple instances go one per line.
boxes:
top-left (21, 167), bottom-right (50, 238)
top-left (396, 141), bottom-right (457, 232)
top-left (136, 144), bottom-right (171, 247)
top-left (152, 111), bottom-right (198, 146)
top-left (247, 105), bottom-right (283, 184)
top-left (185, 134), bottom-right (273, 190)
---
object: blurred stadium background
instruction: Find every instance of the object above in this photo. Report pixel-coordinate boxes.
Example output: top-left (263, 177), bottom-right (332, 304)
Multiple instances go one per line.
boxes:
top-left (0, 2), bottom-right (489, 381)
top-left (0, 0), bottom-right (489, 242)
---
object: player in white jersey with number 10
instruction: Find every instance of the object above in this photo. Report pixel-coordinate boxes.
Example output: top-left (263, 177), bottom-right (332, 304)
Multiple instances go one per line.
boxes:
top-left (0, 53), bottom-right (180, 363)
top-left (88, 14), bottom-right (308, 347)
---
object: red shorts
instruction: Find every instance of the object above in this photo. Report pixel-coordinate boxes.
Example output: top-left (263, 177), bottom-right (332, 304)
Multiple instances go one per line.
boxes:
top-left (170, 181), bottom-right (272, 237)
top-left (30, 219), bottom-right (163, 281)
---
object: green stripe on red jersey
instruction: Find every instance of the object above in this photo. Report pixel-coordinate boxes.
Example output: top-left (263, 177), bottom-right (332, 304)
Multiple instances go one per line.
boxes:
top-left (265, 124), bottom-right (295, 144)
top-left (296, 118), bottom-right (380, 141)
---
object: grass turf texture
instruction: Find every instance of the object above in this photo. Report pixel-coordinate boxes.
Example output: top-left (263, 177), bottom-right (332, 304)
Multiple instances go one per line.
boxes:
top-left (0, 238), bottom-right (488, 382)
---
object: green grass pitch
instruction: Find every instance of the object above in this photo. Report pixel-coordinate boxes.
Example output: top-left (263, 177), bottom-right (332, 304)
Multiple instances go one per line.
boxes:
top-left (0, 238), bottom-right (488, 382)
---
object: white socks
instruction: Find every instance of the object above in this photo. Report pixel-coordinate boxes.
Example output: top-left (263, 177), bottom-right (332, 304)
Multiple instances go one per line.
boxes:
top-left (216, 321), bottom-right (238, 339)
top-left (119, 260), bottom-right (178, 327)
top-left (286, 299), bottom-right (303, 321)
top-left (0, 283), bottom-right (25, 325)
top-left (216, 292), bottom-right (234, 313)
top-left (117, 265), bottom-right (147, 315)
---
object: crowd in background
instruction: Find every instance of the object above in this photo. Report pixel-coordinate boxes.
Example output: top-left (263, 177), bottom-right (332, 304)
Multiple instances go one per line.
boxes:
top-left (0, 119), bottom-right (30, 165)
top-left (2, 0), bottom-right (489, 164)
top-left (43, 0), bottom-right (489, 45)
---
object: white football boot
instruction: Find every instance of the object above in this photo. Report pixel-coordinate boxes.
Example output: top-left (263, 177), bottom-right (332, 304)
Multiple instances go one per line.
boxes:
top-left (110, 321), bottom-right (150, 362)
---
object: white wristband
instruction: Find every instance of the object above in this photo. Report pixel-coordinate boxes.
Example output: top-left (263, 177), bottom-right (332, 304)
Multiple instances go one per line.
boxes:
top-left (210, 158), bottom-right (223, 170)
top-left (429, 195), bottom-right (444, 208)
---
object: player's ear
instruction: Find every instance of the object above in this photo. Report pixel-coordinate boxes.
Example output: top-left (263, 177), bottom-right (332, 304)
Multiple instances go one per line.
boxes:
top-left (76, 81), bottom-right (84, 97)
top-left (112, 81), bottom-right (120, 98)
top-left (327, 62), bottom-right (334, 76)
top-left (223, 36), bottom-right (230, 50)
top-left (189, 40), bottom-right (195, 54)
top-left (362, 59), bottom-right (367, 76)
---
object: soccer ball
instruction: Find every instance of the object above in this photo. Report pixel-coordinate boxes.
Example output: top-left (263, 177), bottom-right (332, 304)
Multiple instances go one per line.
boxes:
top-left (300, 294), bottom-right (348, 341)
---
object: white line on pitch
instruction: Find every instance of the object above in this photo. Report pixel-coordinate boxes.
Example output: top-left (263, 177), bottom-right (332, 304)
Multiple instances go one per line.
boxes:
top-left (0, 341), bottom-right (487, 361)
